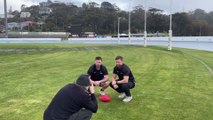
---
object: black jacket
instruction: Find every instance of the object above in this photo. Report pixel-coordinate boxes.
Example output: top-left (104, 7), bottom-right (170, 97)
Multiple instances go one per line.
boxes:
top-left (87, 64), bottom-right (108, 81)
top-left (113, 64), bottom-right (135, 83)
top-left (44, 83), bottom-right (98, 120)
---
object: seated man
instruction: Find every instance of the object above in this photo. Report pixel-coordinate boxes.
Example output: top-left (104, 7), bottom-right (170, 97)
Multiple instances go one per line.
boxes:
top-left (87, 56), bottom-right (109, 95)
top-left (110, 56), bottom-right (136, 103)
top-left (43, 74), bottom-right (98, 120)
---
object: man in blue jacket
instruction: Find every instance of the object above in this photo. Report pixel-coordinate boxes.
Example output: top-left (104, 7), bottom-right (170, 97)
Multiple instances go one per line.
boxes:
top-left (44, 74), bottom-right (98, 120)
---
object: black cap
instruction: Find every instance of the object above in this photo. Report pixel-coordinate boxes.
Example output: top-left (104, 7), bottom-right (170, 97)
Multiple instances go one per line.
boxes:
top-left (76, 74), bottom-right (91, 86)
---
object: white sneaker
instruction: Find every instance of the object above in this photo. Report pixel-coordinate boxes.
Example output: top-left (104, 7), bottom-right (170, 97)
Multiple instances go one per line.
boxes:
top-left (123, 96), bottom-right (133, 103)
top-left (118, 93), bottom-right (126, 99)
top-left (100, 90), bottom-right (105, 95)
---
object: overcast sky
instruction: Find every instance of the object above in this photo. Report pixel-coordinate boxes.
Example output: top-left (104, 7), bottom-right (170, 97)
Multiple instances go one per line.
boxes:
top-left (1, 0), bottom-right (213, 14)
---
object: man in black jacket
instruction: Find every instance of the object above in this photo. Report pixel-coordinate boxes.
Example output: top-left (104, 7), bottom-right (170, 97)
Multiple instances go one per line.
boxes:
top-left (110, 56), bottom-right (135, 103)
top-left (44, 74), bottom-right (98, 120)
top-left (88, 56), bottom-right (109, 95)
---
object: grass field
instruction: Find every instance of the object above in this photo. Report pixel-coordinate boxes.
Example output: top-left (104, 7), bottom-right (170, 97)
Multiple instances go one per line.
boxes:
top-left (0, 44), bottom-right (212, 120)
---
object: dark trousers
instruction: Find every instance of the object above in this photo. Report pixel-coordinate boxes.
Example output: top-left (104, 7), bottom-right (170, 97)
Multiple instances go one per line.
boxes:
top-left (110, 81), bottom-right (135, 96)
top-left (68, 109), bottom-right (93, 120)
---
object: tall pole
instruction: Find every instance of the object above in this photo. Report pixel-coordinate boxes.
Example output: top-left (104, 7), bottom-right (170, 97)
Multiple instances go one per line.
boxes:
top-left (128, 0), bottom-right (131, 44)
top-left (4, 0), bottom-right (8, 38)
top-left (118, 17), bottom-right (121, 44)
top-left (114, 21), bottom-right (116, 35)
top-left (168, 0), bottom-right (173, 51)
top-left (144, 0), bottom-right (147, 47)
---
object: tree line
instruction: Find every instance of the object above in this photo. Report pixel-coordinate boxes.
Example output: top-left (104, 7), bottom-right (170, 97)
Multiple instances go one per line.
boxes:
top-left (1, 1), bottom-right (213, 36)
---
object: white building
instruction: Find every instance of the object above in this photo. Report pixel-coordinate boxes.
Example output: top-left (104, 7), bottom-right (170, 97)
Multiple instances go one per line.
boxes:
top-left (20, 12), bottom-right (31, 18)
top-left (7, 22), bottom-right (19, 30)
top-left (7, 21), bottom-right (34, 30)
top-left (0, 14), bottom-right (14, 18)
top-left (20, 21), bottom-right (33, 29)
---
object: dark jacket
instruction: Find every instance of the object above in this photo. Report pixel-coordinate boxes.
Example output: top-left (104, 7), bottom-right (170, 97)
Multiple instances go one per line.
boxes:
top-left (44, 83), bottom-right (98, 120)
top-left (87, 64), bottom-right (108, 81)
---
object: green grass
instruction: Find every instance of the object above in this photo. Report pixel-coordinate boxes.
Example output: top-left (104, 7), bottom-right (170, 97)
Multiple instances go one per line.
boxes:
top-left (0, 44), bottom-right (212, 120)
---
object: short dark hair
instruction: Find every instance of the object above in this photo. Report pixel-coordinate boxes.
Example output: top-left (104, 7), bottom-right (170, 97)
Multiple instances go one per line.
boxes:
top-left (95, 56), bottom-right (102, 61)
top-left (115, 56), bottom-right (123, 61)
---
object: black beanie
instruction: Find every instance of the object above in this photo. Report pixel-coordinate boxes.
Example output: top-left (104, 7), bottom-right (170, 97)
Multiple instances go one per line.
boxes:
top-left (76, 74), bottom-right (91, 86)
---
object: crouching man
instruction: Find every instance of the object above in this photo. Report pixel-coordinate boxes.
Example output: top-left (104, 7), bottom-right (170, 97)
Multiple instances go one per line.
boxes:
top-left (44, 74), bottom-right (98, 120)
top-left (88, 56), bottom-right (109, 95)
top-left (110, 56), bottom-right (136, 103)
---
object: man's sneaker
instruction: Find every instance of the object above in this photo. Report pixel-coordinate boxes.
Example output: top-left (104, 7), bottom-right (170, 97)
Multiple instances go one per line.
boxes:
top-left (118, 92), bottom-right (126, 99)
top-left (100, 90), bottom-right (105, 95)
top-left (123, 96), bottom-right (133, 103)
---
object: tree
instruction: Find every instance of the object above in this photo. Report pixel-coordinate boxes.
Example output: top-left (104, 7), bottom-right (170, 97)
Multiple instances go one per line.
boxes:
top-left (191, 9), bottom-right (207, 20)
top-left (173, 12), bottom-right (191, 36)
top-left (131, 5), bottom-right (145, 33)
top-left (101, 2), bottom-right (114, 9)
top-left (207, 12), bottom-right (213, 35)
top-left (88, 2), bottom-right (99, 8)
top-left (147, 8), bottom-right (168, 33)
top-left (82, 3), bottom-right (88, 10)
top-left (148, 8), bottom-right (163, 15)
top-left (21, 4), bottom-right (27, 12)
top-left (3, 1), bottom-right (213, 36)
top-left (191, 20), bottom-right (208, 36)
top-left (46, 3), bottom-right (79, 31)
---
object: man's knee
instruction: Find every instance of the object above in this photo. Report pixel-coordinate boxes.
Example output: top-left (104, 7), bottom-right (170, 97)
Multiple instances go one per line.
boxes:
top-left (81, 109), bottom-right (93, 116)
top-left (121, 82), bottom-right (135, 89)
top-left (68, 109), bottom-right (93, 120)
top-left (120, 83), bottom-right (130, 90)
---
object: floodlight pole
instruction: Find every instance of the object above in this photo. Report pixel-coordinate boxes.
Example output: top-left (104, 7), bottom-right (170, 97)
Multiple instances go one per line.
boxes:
top-left (4, 0), bottom-right (8, 38)
top-left (144, 0), bottom-right (147, 47)
top-left (128, 0), bottom-right (131, 44)
top-left (118, 17), bottom-right (121, 44)
top-left (168, 0), bottom-right (173, 51)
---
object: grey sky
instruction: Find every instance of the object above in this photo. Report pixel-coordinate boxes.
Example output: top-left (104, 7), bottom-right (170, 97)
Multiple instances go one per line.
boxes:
top-left (1, 0), bottom-right (213, 14)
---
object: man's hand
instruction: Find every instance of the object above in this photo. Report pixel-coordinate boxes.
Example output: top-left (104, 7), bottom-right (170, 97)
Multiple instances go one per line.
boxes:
top-left (90, 84), bottom-right (95, 94)
top-left (92, 81), bottom-right (99, 86)
top-left (112, 80), bottom-right (116, 85)
top-left (95, 81), bottom-right (101, 86)
top-left (90, 80), bottom-right (95, 85)
top-left (113, 84), bottom-right (118, 89)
